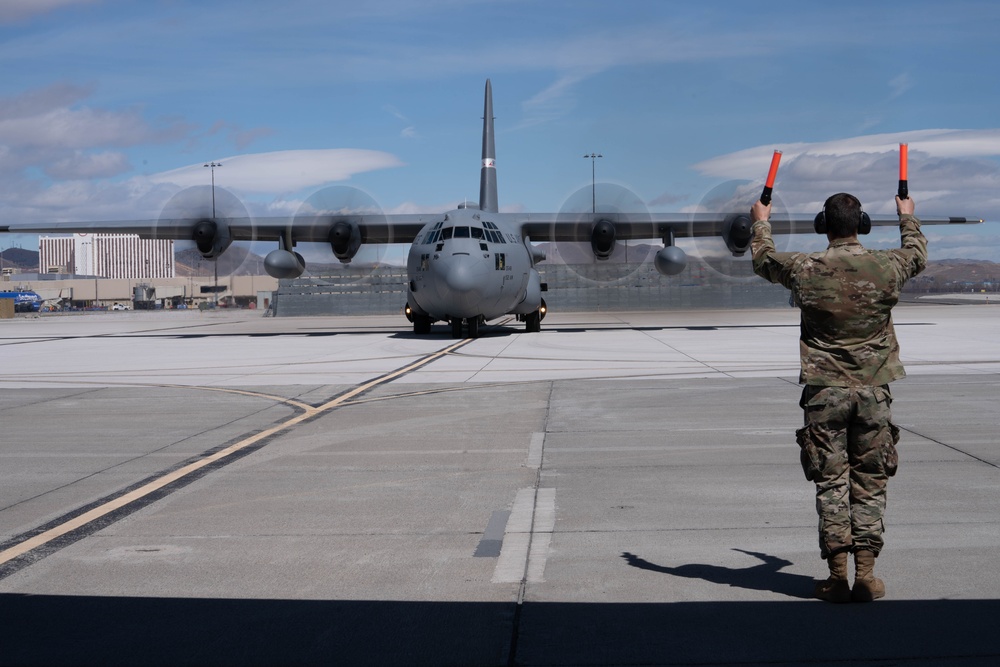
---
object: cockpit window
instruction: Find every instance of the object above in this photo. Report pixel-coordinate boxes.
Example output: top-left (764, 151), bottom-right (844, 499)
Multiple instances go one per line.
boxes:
top-left (441, 226), bottom-right (485, 239)
top-left (483, 221), bottom-right (505, 244)
top-left (424, 221), bottom-right (444, 245)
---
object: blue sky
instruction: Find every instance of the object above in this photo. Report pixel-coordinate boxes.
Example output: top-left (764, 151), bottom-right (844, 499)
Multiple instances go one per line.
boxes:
top-left (1, 0), bottom-right (999, 262)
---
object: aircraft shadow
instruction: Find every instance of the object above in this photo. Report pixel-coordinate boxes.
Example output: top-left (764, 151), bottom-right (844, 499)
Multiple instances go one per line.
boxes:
top-left (621, 548), bottom-right (815, 599)
top-left (2, 592), bottom-right (999, 666)
top-left (387, 322), bottom-right (806, 340)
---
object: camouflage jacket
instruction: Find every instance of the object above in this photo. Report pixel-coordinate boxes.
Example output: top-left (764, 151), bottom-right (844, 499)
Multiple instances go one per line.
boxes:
top-left (751, 214), bottom-right (927, 386)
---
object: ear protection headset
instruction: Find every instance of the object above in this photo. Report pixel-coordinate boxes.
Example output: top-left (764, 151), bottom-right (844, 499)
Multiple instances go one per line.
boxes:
top-left (813, 196), bottom-right (872, 235)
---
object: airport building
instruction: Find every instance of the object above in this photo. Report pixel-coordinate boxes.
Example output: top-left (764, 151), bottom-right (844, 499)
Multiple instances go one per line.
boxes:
top-left (39, 234), bottom-right (175, 279)
top-left (4, 273), bottom-right (278, 311)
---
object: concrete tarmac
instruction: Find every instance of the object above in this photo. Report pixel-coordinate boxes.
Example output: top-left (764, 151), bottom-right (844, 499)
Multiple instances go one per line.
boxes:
top-left (1, 305), bottom-right (998, 666)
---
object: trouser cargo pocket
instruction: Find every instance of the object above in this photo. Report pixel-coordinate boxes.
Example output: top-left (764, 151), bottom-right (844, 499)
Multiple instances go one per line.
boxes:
top-left (796, 423), bottom-right (822, 482)
top-left (881, 421), bottom-right (900, 477)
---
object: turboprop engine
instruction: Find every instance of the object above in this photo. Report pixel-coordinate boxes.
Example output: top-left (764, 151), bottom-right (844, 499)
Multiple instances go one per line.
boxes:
top-left (722, 212), bottom-right (753, 256)
top-left (330, 220), bottom-right (362, 263)
top-left (192, 219), bottom-right (232, 259)
top-left (590, 219), bottom-right (616, 260)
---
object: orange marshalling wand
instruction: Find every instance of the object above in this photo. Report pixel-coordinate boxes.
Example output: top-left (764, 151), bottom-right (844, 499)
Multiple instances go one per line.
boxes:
top-left (898, 143), bottom-right (909, 200)
top-left (760, 150), bottom-right (782, 205)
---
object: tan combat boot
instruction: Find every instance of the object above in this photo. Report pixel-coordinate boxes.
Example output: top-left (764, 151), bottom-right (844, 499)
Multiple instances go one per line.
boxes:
top-left (814, 552), bottom-right (851, 603)
top-left (852, 549), bottom-right (886, 602)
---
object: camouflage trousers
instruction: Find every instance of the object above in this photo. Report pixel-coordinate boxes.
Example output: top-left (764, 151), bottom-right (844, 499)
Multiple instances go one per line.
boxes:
top-left (797, 385), bottom-right (900, 559)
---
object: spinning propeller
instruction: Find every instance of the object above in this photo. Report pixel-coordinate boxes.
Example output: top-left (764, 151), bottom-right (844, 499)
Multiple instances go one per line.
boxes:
top-left (551, 182), bottom-right (655, 287)
top-left (157, 184), bottom-right (257, 281)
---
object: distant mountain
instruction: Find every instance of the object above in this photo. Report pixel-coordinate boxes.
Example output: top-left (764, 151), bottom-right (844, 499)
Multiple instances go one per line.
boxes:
top-left (0, 247), bottom-right (39, 271)
top-left (174, 246), bottom-right (268, 277)
top-left (906, 259), bottom-right (1000, 291)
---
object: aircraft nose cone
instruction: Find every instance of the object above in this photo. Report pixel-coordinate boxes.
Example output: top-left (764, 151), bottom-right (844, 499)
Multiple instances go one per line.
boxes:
top-left (446, 260), bottom-right (478, 293)
top-left (440, 255), bottom-right (486, 316)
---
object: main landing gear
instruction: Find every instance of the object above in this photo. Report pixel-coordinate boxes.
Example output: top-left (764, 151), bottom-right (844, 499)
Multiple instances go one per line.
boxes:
top-left (520, 299), bottom-right (547, 333)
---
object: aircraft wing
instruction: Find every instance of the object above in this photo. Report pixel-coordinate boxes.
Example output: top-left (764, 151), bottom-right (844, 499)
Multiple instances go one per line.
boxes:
top-left (251, 215), bottom-right (437, 244)
top-left (0, 214), bottom-right (437, 244)
top-left (763, 214), bottom-right (982, 235)
top-left (512, 212), bottom-right (982, 243)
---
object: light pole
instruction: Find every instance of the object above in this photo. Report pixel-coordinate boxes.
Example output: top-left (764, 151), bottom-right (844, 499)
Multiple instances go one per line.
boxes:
top-left (583, 152), bottom-right (602, 213)
top-left (204, 162), bottom-right (222, 217)
top-left (204, 162), bottom-right (222, 305)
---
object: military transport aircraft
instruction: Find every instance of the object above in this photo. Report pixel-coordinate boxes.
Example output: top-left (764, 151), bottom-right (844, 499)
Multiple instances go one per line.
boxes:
top-left (0, 80), bottom-right (982, 337)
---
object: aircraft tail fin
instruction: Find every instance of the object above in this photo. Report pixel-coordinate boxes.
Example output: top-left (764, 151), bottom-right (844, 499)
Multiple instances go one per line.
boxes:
top-left (479, 79), bottom-right (498, 213)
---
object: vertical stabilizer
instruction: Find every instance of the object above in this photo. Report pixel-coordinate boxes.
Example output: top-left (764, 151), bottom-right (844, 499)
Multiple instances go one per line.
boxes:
top-left (479, 79), bottom-right (498, 213)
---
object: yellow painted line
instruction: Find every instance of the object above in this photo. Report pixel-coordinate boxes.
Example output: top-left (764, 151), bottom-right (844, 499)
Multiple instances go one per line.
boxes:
top-left (0, 339), bottom-right (472, 567)
top-left (153, 385), bottom-right (315, 413)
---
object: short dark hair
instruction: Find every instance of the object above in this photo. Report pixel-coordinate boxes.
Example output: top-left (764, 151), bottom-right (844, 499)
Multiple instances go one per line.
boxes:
top-left (823, 193), bottom-right (863, 239)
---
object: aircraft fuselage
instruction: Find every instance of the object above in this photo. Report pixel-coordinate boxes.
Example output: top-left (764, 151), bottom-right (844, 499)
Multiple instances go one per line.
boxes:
top-left (405, 206), bottom-right (540, 328)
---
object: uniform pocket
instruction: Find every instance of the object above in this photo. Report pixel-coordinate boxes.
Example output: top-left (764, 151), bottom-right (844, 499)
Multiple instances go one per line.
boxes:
top-left (882, 422), bottom-right (900, 477)
top-left (796, 424), bottom-right (822, 482)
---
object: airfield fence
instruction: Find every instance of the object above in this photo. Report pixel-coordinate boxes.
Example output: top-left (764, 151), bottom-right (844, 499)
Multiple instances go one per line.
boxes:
top-left (272, 258), bottom-right (791, 317)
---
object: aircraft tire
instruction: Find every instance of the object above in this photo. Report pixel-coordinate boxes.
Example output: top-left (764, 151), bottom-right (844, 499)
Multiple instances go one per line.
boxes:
top-left (414, 315), bottom-right (432, 335)
top-left (451, 318), bottom-right (464, 339)
top-left (468, 317), bottom-right (480, 338)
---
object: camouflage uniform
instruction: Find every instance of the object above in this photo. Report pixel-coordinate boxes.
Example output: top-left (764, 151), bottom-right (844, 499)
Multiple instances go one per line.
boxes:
top-left (751, 214), bottom-right (927, 559)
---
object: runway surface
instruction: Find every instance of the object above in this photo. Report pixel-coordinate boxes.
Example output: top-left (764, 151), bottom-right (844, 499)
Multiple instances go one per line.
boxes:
top-left (1, 305), bottom-right (998, 666)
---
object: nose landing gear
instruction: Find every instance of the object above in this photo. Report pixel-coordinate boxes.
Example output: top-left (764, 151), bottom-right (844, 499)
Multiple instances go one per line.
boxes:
top-left (451, 316), bottom-right (483, 339)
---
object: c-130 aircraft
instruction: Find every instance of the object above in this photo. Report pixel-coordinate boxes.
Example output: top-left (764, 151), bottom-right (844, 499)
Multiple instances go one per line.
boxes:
top-left (1, 80), bottom-right (981, 337)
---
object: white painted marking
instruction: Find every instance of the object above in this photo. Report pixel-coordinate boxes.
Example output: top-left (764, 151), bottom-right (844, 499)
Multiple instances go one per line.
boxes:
top-left (491, 487), bottom-right (556, 583)
top-left (526, 432), bottom-right (545, 469)
top-left (526, 488), bottom-right (556, 582)
top-left (532, 488), bottom-right (556, 533)
top-left (506, 488), bottom-right (535, 533)
top-left (527, 533), bottom-right (552, 583)
top-left (492, 533), bottom-right (529, 584)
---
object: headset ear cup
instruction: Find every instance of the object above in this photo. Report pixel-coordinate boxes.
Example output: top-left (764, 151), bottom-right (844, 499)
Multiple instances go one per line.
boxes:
top-left (814, 211), bottom-right (827, 235)
top-left (859, 211), bottom-right (871, 235)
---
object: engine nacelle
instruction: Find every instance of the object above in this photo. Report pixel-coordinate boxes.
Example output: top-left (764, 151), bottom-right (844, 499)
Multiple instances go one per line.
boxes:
top-left (330, 220), bottom-right (362, 263)
top-left (722, 212), bottom-right (753, 256)
top-left (654, 245), bottom-right (687, 276)
top-left (590, 219), bottom-right (616, 260)
top-left (192, 219), bottom-right (232, 259)
top-left (524, 236), bottom-right (547, 265)
top-left (264, 248), bottom-right (305, 279)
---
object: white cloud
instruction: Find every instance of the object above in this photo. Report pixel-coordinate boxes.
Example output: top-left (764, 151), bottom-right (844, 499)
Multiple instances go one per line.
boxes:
top-left (0, 0), bottom-right (96, 24)
top-left (518, 72), bottom-right (593, 128)
top-left (691, 129), bottom-right (1000, 219)
top-left (694, 129), bottom-right (1000, 180)
top-left (147, 149), bottom-right (405, 193)
top-left (0, 84), bottom-right (191, 182)
top-left (45, 150), bottom-right (131, 179)
top-left (889, 72), bottom-right (913, 100)
top-left (0, 84), bottom-right (171, 150)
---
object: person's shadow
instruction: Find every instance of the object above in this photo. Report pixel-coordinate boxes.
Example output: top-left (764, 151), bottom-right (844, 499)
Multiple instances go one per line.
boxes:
top-left (621, 549), bottom-right (815, 599)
